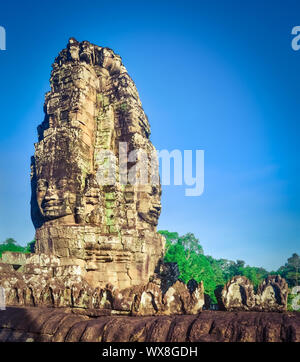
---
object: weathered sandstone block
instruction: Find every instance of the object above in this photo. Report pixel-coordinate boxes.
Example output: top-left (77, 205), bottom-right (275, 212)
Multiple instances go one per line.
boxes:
top-left (216, 275), bottom-right (289, 312)
top-left (162, 280), bottom-right (205, 315)
top-left (255, 275), bottom-right (288, 312)
top-left (216, 276), bottom-right (256, 311)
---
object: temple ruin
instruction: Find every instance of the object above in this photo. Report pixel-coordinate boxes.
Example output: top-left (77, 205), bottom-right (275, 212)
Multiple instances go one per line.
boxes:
top-left (31, 38), bottom-right (165, 290)
top-left (0, 39), bottom-right (293, 321)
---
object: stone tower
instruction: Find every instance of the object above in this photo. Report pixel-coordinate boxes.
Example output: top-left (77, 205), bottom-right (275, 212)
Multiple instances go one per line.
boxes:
top-left (31, 38), bottom-right (165, 289)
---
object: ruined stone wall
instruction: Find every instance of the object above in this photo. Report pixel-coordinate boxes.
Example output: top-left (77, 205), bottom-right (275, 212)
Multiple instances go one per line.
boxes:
top-left (0, 254), bottom-right (205, 316)
top-left (0, 253), bottom-right (289, 315)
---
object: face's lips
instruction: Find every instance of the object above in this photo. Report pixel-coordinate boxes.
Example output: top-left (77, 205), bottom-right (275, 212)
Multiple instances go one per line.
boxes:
top-left (149, 207), bottom-right (161, 218)
top-left (42, 200), bottom-right (63, 210)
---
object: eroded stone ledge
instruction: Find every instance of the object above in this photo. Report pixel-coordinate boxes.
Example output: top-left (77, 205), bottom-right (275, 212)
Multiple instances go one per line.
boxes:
top-left (0, 307), bottom-right (299, 342)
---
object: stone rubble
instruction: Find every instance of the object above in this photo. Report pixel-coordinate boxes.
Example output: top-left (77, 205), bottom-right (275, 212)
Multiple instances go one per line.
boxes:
top-left (216, 275), bottom-right (289, 312)
top-left (0, 251), bottom-right (289, 314)
top-left (0, 253), bottom-right (205, 315)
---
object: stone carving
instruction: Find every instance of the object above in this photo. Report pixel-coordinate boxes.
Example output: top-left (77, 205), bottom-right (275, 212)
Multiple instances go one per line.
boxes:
top-left (0, 38), bottom-right (206, 316)
top-left (0, 255), bottom-right (205, 316)
top-left (0, 255), bottom-right (291, 314)
top-left (187, 279), bottom-right (199, 294)
top-left (152, 261), bottom-right (180, 294)
top-left (162, 280), bottom-right (205, 315)
top-left (216, 275), bottom-right (288, 312)
top-left (30, 38), bottom-right (165, 290)
top-left (215, 276), bottom-right (256, 311)
top-left (255, 275), bottom-right (288, 312)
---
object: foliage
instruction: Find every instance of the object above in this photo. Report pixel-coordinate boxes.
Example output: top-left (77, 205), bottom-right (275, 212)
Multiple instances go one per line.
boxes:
top-left (0, 238), bottom-right (35, 258)
top-left (219, 259), bottom-right (269, 289)
top-left (277, 253), bottom-right (300, 288)
top-left (160, 231), bottom-right (217, 302)
top-left (205, 256), bottom-right (225, 287)
top-left (159, 230), bottom-right (180, 247)
top-left (5, 238), bottom-right (17, 245)
top-left (158, 230), bottom-right (292, 303)
top-left (205, 258), bottom-right (268, 292)
top-left (287, 291), bottom-right (300, 312)
top-left (25, 239), bottom-right (36, 253)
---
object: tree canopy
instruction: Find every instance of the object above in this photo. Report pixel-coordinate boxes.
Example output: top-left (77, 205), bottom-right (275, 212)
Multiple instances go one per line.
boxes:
top-left (159, 230), bottom-right (297, 303)
top-left (277, 253), bottom-right (300, 287)
top-left (0, 238), bottom-right (35, 258)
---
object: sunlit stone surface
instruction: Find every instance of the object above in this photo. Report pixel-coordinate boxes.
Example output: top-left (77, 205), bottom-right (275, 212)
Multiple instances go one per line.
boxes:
top-left (30, 38), bottom-right (165, 289)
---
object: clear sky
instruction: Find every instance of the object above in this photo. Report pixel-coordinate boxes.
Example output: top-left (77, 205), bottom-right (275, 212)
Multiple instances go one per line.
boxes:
top-left (0, 0), bottom-right (299, 271)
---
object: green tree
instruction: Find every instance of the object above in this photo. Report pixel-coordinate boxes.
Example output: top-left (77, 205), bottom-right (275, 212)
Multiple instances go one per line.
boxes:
top-left (223, 260), bottom-right (268, 288)
top-left (277, 253), bottom-right (300, 287)
top-left (25, 239), bottom-right (36, 253)
top-left (254, 267), bottom-right (269, 281)
top-left (158, 230), bottom-right (180, 249)
top-left (0, 238), bottom-right (35, 258)
top-left (223, 259), bottom-right (245, 279)
top-left (242, 266), bottom-right (259, 287)
top-left (5, 238), bottom-right (17, 245)
top-left (212, 258), bottom-right (235, 282)
top-left (158, 230), bottom-right (281, 304)
top-left (178, 233), bottom-right (204, 256)
top-left (0, 238), bottom-right (26, 258)
top-left (206, 256), bottom-right (225, 286)
top-left (287, 253), bottom-right (300, 286)
top-left (160, 231), bottom-right (218, 302)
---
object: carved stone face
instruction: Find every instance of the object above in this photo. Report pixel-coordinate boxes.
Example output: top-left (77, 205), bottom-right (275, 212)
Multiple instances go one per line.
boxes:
top-left (36, 177), bottom-right (77, 220)
top-left (33, 128), bottom-right (88, 224)
top-left (137, 185), bottom-right (162, 226)
top-left (32, 39), bottom-right (165, 290)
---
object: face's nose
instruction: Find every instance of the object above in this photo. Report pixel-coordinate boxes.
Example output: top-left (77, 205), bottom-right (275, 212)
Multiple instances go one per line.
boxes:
top-left (153, 202), bottom-right (161, 211)
top-left (44, 184), bottom-right (58, 201)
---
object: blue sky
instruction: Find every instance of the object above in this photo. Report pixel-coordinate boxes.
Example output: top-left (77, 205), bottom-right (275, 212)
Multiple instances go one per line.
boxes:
top-left (0, 0), bottom-right (299, 270)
